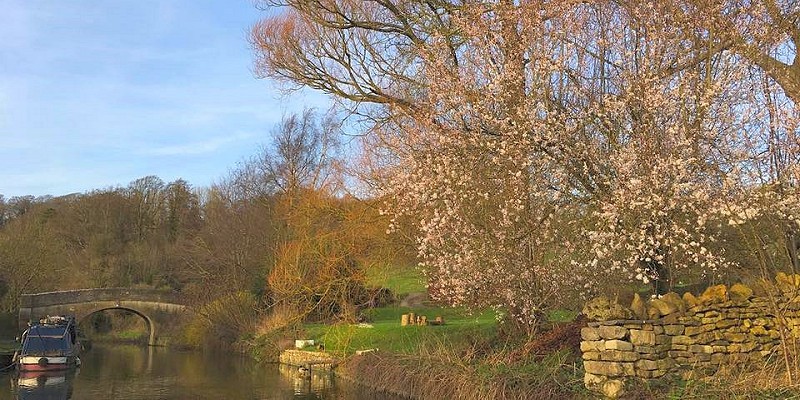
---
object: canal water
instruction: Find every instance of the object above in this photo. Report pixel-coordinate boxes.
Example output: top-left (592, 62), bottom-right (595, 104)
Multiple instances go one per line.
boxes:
top-left (1, 343), bottom-right (402, 400)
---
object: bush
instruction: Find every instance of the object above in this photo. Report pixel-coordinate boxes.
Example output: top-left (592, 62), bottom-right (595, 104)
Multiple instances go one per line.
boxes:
top-left (181, 291), bottom-right (258, 348)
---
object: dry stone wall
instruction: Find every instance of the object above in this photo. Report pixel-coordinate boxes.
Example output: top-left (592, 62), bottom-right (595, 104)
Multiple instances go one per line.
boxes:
top-left (581, 274), bottom-right (800, 398)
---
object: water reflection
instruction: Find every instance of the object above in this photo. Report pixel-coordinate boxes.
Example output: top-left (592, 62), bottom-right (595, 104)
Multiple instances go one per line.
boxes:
top-left (279, 364), bottom-right (333, 396)
top-left (13, 370), bottom-right (76, 400)
top-left (1, 344), bottom-right (404, 399)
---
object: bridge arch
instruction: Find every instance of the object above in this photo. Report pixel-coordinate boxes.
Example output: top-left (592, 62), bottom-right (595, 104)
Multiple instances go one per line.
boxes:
top-left (77, 305), bottom-right (156, 346)
top-left (18, 288), bottom-right (185, 346)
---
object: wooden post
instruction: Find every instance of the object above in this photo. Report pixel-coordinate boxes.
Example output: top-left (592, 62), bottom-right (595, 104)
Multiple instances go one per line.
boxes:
top-left (409, 312), bottom-right (416, 325)
top-left (401, 314), bottom-right (409, 326)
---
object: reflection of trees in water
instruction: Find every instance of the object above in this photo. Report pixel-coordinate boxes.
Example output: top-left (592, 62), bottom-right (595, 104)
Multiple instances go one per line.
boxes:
top-left (279, 363), bottom-right (333, 397)
top-left (8, 344), bottom-right (403, 399)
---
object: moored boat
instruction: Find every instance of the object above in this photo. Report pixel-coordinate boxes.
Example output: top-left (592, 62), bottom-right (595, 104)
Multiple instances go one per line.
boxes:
top-left (16, 316), bottom-right (81, 372)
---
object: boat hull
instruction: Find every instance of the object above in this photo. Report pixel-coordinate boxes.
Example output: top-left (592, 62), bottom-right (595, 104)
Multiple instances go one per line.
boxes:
top-left (18, 356), bottom-right (75, 372)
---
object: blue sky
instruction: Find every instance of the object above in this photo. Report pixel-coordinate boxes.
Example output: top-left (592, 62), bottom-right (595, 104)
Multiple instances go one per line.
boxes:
top-left (0, 1), bottom-right (330, 197)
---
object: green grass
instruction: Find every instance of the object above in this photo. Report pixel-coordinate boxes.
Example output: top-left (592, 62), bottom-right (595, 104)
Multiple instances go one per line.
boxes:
top-left (304, 306), bottom-right (496, 355)
top-left (548, 309), bottom-right (578, 322)
top-left (365, 264), bottom-right (427, 297)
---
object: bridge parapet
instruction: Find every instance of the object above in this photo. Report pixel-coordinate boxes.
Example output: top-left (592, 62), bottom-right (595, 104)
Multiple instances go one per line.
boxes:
top-left (19, 288), bottom-right (187, 346)
top-left (20, 288), bottom-right (184, 308)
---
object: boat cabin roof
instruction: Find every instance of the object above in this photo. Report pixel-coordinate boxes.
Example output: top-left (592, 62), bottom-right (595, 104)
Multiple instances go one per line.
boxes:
top-left (27, 325), bottom-right (69, 338)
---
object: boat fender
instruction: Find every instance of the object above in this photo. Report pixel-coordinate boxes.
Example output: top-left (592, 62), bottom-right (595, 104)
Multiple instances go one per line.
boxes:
top-left (38, 357), bottom-right (49, 367)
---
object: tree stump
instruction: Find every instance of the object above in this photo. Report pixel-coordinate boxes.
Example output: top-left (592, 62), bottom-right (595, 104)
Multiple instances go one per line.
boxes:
top-left (409, 312), bottom-right (416, 325)
top-left (401, 314), bottom-right (409, 326)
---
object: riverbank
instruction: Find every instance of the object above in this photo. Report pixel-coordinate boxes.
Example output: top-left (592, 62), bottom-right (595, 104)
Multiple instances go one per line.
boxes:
top-left (335, 349), bottom-right (583, 400)
top-left (265, 303), bottom-right (591, 399)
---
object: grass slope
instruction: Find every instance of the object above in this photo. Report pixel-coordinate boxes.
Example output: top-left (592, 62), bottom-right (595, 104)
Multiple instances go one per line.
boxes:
top-left (305, 306), bottom-right (496, 355)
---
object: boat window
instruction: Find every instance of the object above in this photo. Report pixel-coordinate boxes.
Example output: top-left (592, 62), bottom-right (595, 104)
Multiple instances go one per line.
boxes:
top-left (22, 336), bottom-right (70, 354)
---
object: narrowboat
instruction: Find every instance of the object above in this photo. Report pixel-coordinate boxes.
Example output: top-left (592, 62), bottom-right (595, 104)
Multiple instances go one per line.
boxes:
top-left (16, 316), bottom-right (81, 371)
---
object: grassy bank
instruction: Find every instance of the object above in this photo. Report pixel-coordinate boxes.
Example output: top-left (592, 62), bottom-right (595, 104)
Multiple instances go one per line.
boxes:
top-left (246, 265), bottom-right (590, 399)
top-left (305, 306), bottom-right (496, 355)
top-left (365, 263), bottom-right (427, 298)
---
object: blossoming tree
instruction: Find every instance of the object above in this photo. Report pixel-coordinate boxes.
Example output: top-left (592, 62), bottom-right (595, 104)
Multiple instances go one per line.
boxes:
top-left (252, 0), bottom-right (798, 328)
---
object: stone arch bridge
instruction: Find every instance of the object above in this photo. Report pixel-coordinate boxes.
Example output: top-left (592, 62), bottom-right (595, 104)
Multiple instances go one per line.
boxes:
top-left (18, 288), bottom-right (186, 346)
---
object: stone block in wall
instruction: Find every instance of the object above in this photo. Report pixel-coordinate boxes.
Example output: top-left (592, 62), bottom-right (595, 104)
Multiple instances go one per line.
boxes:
top-left (581, 327), bottom-right (601, 341)
top-left (664, 324), bottom-right (685, 335)
top-left (634, 344), bottom-right (669, 354)
top-left (600, 350), bottom-right (639, 362)
top-left (655, 334), bottom-right (670, 345)
top-left (583, 296), bottom-right (633, 321)
top-left (694, 331), bottom-right (725, 344)
top-left (637, 353), bottom-right (660, 360)
top-left (757, 335), bottom-right (775, 344)
top-left (647, 305), bottom-right (662, 320)
top-left (751, 326), bottom-right (768, 336)
top-left (598, 325), bottom-right (628, 340)
top-left (602, 379), bottom-right (626, 399)
top-left (630, 293), bottom-right (647, 320)
top-left (583, 351), bottom-right (600, 360)
top-left (650, 299), bottom-right (679, 316)
top-left (662, 313), bottom-right (682, 324)
top-left (581, 340), bottom-right (605, 352)
top-left (685, 325), bottom-right (713, 336)
top-left (584, 372), bottom-right (605, 387)
top-left (714, 319), bottom-right (737, 329)
top-left (658, 358), bottom-right (675, 370)
top-left (724, 330), bottom-right (747, 342)
top-left (768, 329), bottom-right (781, 340)
top-left (743, 342), bottom-right (762, 352)
top-left (668, 350), bottom-right (692, 359)
top-left (672, 335), bottom-right (693, 345)
top-left (683, 292), bottom-right (699, 308)
top-left (584, 361), bottom-right (634, 377)
top-left (695, 353), bottom-right (712, 362)
top-left (730, 283), bottom-right (754, 302)
top-left (663, 292), bottom-right (686, 313)
top-left (630, 329), bottom-right (656, 345)
top-left (689, 344), bottom-right (714, 354)
top-left (753, 317), bottom-right (771, 326)
top-left (635, 359), bottom-right (658, 371)
top-left (605, 340), bottom-right (634, 351)
top-left (639, 323), bottom-right (661, 332)
top-left (636, 369), bottom-right (667, 379)
top-left (776, 272), bottom-right (800, 295)
top-left (699, 285), bottom-right (728, 304)
top-left (731, 341), bottom-right (758, 352)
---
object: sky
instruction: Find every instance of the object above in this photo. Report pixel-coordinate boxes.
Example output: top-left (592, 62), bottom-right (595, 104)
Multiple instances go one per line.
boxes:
top-left (0, 1), bottom-right (331, 197)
